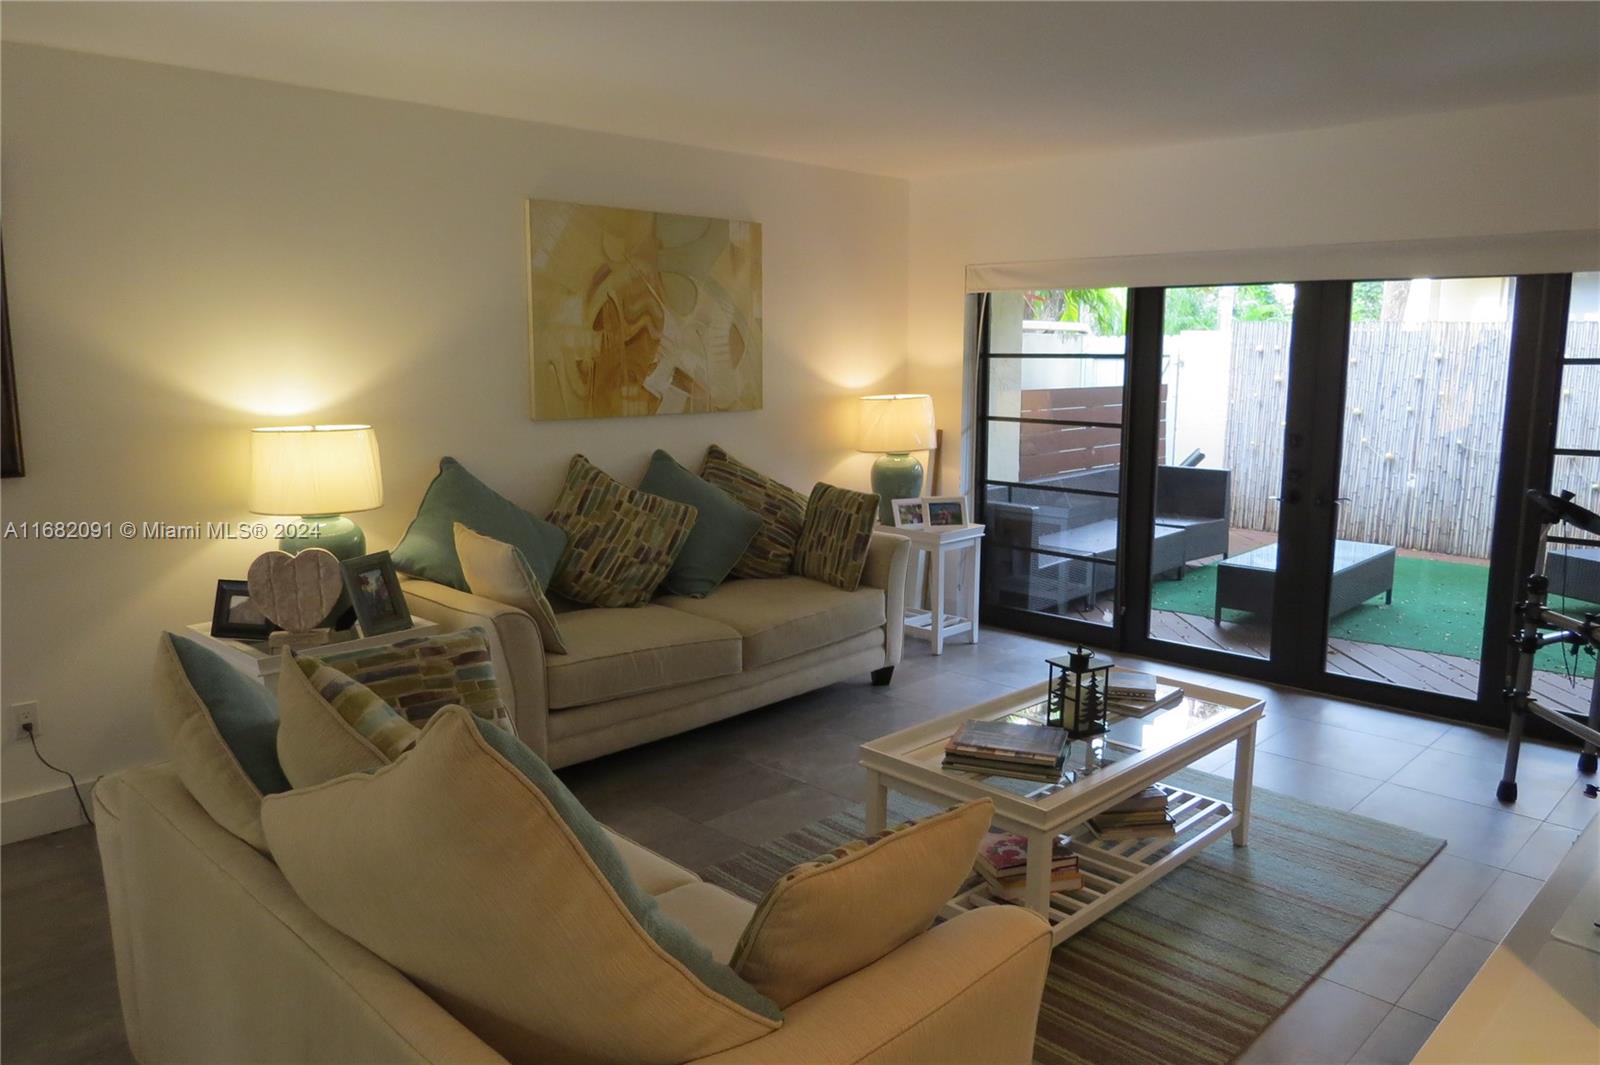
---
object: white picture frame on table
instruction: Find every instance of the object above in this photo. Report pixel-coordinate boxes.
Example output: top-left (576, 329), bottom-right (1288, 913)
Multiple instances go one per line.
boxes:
top-left (924, 496), bottom-right (969, 529)
top-left (890, 498), bottom-right (927, 530)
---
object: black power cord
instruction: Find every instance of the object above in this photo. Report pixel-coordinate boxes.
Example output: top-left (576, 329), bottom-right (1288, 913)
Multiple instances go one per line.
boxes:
top-left (23, 723), bottom-right (92, 827)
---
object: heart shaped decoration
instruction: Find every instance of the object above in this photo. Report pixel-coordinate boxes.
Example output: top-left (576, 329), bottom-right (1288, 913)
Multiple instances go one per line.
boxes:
top-left (246, 548), bottom-right (344, 633)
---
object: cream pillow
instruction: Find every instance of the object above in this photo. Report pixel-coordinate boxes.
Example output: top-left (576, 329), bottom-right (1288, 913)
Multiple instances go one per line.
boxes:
top-left (453, 522), bottom-right (568, 654)
top-left (275, 654), bottom-right (420, 788)
top-left (261, 707), bottom-right (779, 1063)
top-left (731, 798), bottom-right (994, 1007)
top-left (151, 632), bottom-right (291, 853)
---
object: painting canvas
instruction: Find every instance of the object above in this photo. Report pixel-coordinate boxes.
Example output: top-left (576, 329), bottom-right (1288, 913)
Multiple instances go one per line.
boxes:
top-left (526, 199), bottom-right (762, 420)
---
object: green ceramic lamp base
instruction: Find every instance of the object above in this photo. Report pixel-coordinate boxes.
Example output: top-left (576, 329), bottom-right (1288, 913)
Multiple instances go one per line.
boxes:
top-left (279, 514), bottom-right (367, 561)
top-left (871, 452), bottom-right (925, 525)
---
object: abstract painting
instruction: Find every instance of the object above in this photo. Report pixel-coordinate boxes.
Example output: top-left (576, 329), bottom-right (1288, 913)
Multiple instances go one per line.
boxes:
top-left (526, 199), bottom-right (762, 421)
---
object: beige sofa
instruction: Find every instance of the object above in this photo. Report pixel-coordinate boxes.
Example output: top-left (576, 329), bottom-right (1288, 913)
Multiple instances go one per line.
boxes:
top-left (402, 531), bottom-right (912, 768)
top-left (96, 762), bottom-right (1052, 1064)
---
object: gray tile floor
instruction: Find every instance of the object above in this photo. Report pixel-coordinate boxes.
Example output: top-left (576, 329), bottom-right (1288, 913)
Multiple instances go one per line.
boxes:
top-left (2, 626), bottom-right (1594, 1064)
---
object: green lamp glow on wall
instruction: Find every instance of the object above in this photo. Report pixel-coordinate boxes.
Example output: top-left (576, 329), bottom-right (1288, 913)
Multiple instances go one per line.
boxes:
top-left (249, 424), bottom-right (383, 561)
top-left (858, 394), bottom-right (936, 525)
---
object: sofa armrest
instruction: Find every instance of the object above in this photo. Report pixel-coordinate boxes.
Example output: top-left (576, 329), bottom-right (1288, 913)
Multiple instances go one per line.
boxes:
top-left (399, 578), bottom-right (550, 757)
top-left (693, 906), bottom-right (1049, 1064)
top-left (862, 531), bottom-right (910, 668)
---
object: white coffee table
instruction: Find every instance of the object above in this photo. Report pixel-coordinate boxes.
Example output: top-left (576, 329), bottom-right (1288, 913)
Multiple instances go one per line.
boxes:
top-left (859, 678), bottom-right (1264, 944)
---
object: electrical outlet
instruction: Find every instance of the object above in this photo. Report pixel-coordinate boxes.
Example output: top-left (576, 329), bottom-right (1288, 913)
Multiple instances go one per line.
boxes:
top-left (9, 702), bottom-right (39, 742)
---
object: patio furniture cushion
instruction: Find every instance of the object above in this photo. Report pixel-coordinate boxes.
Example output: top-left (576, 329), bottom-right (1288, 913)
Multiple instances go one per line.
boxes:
top-left (546, 604), bottom-right (743, 709)
top-left (261, 707), bottom-right (781, 1065)
top-left (660, 575), bottom-right (886, 669)
top-left (392, 456), bottom-right (567, 592)
top-left (546, 454), bottom-right (698, 608)
top-left (701, 444), bottom-right (809, 579)
top-left (731, 799), bottom-right (993, 1008)
top-left (152, 632), bottom-right (290, 854)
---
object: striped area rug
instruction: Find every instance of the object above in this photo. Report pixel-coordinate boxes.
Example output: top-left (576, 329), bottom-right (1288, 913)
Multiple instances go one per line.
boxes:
top-left (702, 769), bottom-right (1442, 1065)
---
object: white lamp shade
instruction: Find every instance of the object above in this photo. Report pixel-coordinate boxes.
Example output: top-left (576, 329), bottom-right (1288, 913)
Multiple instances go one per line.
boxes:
top-left (249, 425), bottom-right (383, 516)
top-left (857, 394), bottom-right (935, 453)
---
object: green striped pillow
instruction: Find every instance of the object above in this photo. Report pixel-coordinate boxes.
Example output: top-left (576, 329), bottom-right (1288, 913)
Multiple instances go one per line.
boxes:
top-left (700, 445), bottom-right (808, 579)
top-left (296, 657), bottom-right (419, 761)
top-left (791, 482), bottom-right (879, 591)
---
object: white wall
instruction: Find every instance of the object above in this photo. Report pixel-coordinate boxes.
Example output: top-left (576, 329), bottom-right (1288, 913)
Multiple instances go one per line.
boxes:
top-left (909, 94), bottom-right (1600, 491)
top-left (0, 44), bottom-right (909, 837)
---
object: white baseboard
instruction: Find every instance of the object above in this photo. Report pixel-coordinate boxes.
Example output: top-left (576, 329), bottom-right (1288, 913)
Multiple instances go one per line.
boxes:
top-left (2, 780), bottom-right (98, 844)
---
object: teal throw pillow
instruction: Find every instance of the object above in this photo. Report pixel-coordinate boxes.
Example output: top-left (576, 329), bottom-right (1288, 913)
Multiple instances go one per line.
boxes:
top-left (639, 449), bottom-right (763, 597)
top-left (392, 457), bottom-right (567, 592)
top-left (471, 715), bottom-right (782, 1021)
top-left (168, 634), bottom-right (292, 795)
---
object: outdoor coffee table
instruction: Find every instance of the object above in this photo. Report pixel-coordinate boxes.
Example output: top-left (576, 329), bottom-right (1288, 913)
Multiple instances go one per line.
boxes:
top-left (859, 679), bottom-right (1264, 945)
top-left (1214, 540), bottom-right (1396, 623)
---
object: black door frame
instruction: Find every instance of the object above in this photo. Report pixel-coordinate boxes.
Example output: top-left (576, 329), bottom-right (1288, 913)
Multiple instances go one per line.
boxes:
top-left (977, 275), bottom-right (1580, 728)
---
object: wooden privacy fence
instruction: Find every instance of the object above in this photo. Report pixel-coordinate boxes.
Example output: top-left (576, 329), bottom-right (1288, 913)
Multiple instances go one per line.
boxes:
top-left (1019, 386), bottom-right (1165, 480)
top-left (1223, 320), bottom-right (1600, 559)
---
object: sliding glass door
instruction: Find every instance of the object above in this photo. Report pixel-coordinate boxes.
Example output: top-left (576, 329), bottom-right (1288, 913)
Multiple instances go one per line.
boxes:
top-left (974, 272), bottom-right (1586, 725)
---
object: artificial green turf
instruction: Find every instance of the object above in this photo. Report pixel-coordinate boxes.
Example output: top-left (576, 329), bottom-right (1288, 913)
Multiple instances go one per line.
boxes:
top-left (1152, 554), bottom-right (1597, 679)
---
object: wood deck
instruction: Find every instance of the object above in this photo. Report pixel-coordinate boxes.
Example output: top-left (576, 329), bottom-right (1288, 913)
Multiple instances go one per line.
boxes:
top-left (1063, 527), bottom-right (1595, 716)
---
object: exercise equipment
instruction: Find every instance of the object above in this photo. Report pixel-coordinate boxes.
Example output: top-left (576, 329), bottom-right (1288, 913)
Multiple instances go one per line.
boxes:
top-left (1498, 489), bottom-right (1600, 803)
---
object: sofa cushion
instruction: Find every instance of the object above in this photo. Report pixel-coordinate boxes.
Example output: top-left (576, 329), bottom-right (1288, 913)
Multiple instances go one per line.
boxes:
top-left (546, 454), bottom-right (697, 608)
top-left (791, 482), bottom-right (880, 592)
top-left (700, 444), bottom-right (808, 579)
top-left (547, 605), bottom-right (743, 709)
top-left (731, 799), bottom-right (993, 1008)
top-left (314, 628), bottom-right (507, 728)
top-left (453, 523), bottom-right (568, 654)
top-left (276, 656), bottom-right (420, 788)
top-left (661, 576), bottom-right (885, 669)
top-left (656, 882), bottom-right (758, 965)
top-left (152, 633), bottom-right (290, 853)
top-left (262, 708), bottom-right (780, 1065)
top-left (638, 449), bottom-right (763, 598)
top-left (392, 456), bottom-right (567, 592)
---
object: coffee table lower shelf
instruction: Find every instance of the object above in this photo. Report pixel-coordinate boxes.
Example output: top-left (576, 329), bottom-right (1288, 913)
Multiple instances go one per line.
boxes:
top-left (944, 784), bottom-right (1236, 945)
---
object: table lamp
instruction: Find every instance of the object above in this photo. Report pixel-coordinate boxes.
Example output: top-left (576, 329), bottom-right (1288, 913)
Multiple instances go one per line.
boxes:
top-left (249, 424), bottom-right (383, 560)
top-left (858, 393), bottom-right (935, 524)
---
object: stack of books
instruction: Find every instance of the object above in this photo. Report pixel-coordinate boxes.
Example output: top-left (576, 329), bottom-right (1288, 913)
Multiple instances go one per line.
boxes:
top-left (1087, 785), bottom-right (1177, 840)
top-left (975, 831), bottom-right (1082, 901)
top-left (942, 719), bottom-right (1069, 782)
top-left (1106, 670), bottom-right (1184, 716)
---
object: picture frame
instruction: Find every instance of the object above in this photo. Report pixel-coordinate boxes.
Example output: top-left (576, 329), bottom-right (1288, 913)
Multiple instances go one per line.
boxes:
top-left (924, 496), bottom-right (969, 529)
top-left (340, 551), bottom-right (413, 637)
top-left (210, 579), bottom-right (276, 642)
top-left (890, 498), bottom-right (927, 530)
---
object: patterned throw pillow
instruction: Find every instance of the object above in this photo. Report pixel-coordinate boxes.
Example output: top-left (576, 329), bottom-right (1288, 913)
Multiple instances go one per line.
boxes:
top-left (790, 482), bottom-right (879, 592)
top-left (276, 656), bottom-right (420, 787)
top-left (700, 445), bottom-right (808, 579)
top-left (545, 454), bottom-right (697, 608)
top-left (730, 800), bottom-right (994, 1007)
top-left (313, 627), bottom-right (507, 728)
top-left (453, 523), bottom-right (568, 654)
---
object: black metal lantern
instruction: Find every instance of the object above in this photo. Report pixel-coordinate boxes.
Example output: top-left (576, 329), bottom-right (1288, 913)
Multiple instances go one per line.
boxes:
top-left (1046, 646), bottom-right (1113, 738)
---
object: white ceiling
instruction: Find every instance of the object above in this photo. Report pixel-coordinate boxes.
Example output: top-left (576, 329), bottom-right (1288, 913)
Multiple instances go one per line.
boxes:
top-left (4, 1), bottom-right (1596, 178)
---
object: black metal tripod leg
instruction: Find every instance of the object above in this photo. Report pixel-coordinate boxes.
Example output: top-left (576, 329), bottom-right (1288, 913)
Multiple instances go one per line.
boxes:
top-left (1580, 680), bottom-right (1599, 776)
top-left (1498, 704), bottom-right (1526, 804)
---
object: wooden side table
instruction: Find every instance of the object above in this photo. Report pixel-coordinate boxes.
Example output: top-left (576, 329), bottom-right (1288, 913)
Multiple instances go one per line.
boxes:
top-left (893, 523), bottom-right (985, 655)
top-left (184, 617), bottom-right (440, 688)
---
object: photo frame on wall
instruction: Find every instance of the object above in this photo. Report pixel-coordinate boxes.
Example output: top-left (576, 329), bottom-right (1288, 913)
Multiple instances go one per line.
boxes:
top-left (340, 551), bottom-right (413, 637)
top-left (924, 496), bottom-right (970, 529)
top-left (890, 498), bottom-right (927, 530)
top-left (210, 579), bottom-right (276, 642)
